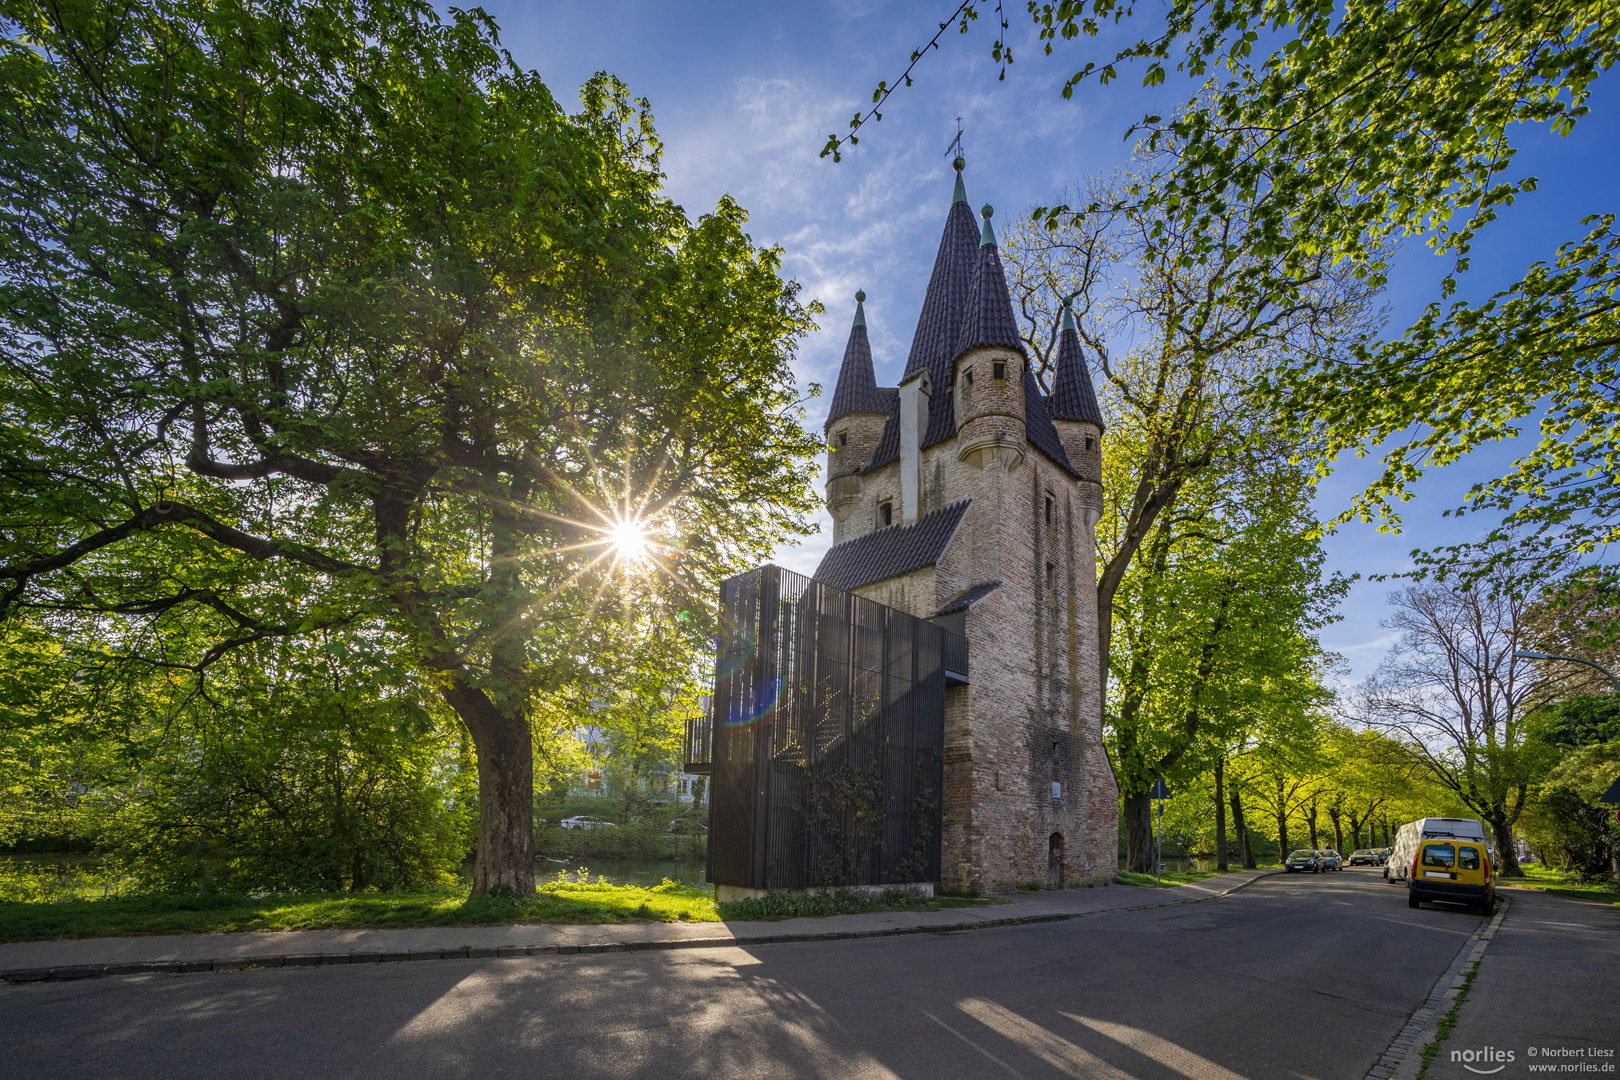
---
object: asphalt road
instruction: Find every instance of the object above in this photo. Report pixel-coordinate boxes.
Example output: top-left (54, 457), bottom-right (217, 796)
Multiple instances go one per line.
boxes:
top-left (0, 870), bottom-right (1487, 1080)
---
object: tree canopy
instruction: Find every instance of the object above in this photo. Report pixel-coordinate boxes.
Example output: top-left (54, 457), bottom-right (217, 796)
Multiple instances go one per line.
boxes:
top-left (845, 0), bottom-right (1619, 580)
top-left (0, 0), bottom-right (821, 893)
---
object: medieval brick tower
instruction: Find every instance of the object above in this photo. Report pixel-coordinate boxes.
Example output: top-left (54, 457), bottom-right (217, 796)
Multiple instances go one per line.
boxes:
top-left (812, 160), bottom-right (1118, 891)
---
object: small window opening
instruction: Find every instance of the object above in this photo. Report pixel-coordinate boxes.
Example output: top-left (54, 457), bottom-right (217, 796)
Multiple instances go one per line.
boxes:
top-left (1045, 562), bottom-right (1056, 591)
top-left (1044, 494), bottom-right (1054, 527)
top-left (1085, 436), bottom-right (1095, 451)
top-left (880, 501), bottom-right (893, 527)
top-left (837, 430), bottom-right (848, 447)
top-left (992, 360), bottom-right (1006, 381)
top-left (965, 368), bottom-right (974, 386)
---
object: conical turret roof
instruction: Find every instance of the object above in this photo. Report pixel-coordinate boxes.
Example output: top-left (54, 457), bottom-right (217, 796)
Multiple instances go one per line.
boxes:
top-left (902, 160), bottom-right (980, 450)
top-left (953, 204), bottom-right (1026, 362)
top-left (825, 291), bottom-right (887, 429)
top-left (1050, 300), bottom-right (1106, 431)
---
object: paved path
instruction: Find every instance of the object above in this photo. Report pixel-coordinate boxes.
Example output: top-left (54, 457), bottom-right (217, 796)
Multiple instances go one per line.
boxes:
top-left (1425, 886), bottom-right (1620, 1080)
top-left (0, 870), bottom-right (1275, 978)
top-left (0, 870), bottom-right (1489, 1079)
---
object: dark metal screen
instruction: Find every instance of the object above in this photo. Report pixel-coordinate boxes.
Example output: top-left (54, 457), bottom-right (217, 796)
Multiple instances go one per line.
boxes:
top-left (704, 565), bottom-right (960, 891)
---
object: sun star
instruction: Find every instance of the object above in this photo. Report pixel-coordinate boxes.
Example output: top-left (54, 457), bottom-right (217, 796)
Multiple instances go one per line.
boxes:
top-left (610, 519), bottom-right (649, 563)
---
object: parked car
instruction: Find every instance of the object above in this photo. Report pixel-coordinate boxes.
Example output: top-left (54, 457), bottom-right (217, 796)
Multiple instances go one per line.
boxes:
top-left (1347, 849), bottom-right (1383, 866)
top-left (1285, 849), bottom-right (1324, 873)
top-left (1408, 838), bottom-right (1496, 914)
top-left (668, 818), bottom-right (708, 834)
top-left (560, 815), bottom-right (618, 830)
top-left (1319, 849), bottom-right (1344, 870)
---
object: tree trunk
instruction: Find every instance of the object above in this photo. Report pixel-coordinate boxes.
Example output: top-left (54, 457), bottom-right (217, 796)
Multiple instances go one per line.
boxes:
top-left (1488, 815), bottom-right (1522, 878)
top-left (1275, 776), bottom-right (1290, 861)
top-left (1214, 758), bottom-right (1228, 872)
top-left (1230, 785), bottom-right (1255, 869)
top-left (1307, 802), bottom-right (1319, 847)
top-left (443, 680), bottom-right (536, 895)
top-left (1124, 791), bottom-right (1155, 873)
top-left (1329, 807), bottom-right (1344, 855)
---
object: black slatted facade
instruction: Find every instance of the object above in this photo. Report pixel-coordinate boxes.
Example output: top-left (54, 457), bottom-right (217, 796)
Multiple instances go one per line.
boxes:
top-left (701, 566), bottom-right (959, 891)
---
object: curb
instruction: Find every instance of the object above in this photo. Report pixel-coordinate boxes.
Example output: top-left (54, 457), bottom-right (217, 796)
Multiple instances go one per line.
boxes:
top-left (1363, 895), bottom-right (1511, 1080)
top-left (1, 871), bottom-right (1282, 985)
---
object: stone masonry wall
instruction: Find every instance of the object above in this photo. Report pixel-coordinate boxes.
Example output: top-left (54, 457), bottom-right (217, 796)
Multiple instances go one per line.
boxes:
top-left (824, 352), bottom-right (1118, 893)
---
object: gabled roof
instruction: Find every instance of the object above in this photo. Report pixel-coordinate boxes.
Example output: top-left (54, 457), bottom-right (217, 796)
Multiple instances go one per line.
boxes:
top-left (936, 580), bottom-right (1002, 615)
top-left (953, 206), bottom-right (1026, 364)
top-left (825, 293), bottom-right (888, 429)
top-left (1023, 368), bottom-right (1078, 476)
top-left (812, 500), bottom-right (971, 593)
top-left (1050, 305), bottom-right (1106, 430)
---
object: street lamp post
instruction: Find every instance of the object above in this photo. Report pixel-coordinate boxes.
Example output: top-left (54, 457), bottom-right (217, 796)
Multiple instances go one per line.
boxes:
top-left (1513, 650), bottom-right (1620, 692)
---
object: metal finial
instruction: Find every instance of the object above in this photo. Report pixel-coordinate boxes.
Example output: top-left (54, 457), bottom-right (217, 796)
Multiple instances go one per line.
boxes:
top-left (953, 155), bottom-right (965, 173)
top-left (855, 289), bottom-right (866, 303)
top-left (981, 204), bottom-right (993, 220)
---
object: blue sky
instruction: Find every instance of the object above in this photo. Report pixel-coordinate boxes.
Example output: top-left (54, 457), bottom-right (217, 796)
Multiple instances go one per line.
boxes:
top-left (483, 1), bottom-right (1619, 681)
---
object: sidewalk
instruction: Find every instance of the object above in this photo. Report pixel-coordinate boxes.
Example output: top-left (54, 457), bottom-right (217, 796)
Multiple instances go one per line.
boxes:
top-left (1423, 886), bottom-right (1620, 1080)
top-left (0, 868), bottom-right (1278, 983)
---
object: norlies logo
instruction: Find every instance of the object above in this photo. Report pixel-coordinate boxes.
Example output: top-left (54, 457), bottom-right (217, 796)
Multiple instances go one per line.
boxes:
top-left (1454, 1047), bottom-right (1518, 1074)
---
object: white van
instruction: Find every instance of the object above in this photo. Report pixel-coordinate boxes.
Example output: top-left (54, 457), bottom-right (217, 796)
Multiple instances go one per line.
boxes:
top-left (1387, 818), bottom-right (1494, 883)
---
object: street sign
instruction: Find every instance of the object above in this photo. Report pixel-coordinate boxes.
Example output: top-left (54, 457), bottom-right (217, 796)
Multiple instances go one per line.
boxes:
top-left (1150, 778), bottom-right (1172, 800)
top-left (1600, 775), bottom-right (1620, 805)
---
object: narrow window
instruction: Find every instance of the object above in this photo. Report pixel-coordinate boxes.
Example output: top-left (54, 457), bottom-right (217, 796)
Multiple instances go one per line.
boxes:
top-left (1045, 562), bottom-right (1055, 591)
top-left (992, 360), bottom-right (1006, 380)
top-left (837, 430), bottom-right (848, 447)
top-left (1044, 494), bottom-right (1054, 527)
top-left (965, 368), bottom-right (974, 386)
top-left (881, 501), bottom-right (893, 527)
top-left (1085, 436), bottom-right (1095, 451)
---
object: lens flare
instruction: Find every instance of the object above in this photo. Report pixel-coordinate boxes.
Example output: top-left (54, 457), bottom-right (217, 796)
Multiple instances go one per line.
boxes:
top-left (610, 519), bottom-right (649, 563)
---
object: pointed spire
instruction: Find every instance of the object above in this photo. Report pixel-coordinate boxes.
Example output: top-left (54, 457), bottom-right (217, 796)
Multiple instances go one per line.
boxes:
top-left (1050, 294), bottom-right (1106, 430)
top-left (954, 205), bottom-right (1025, 361)
top-left (952, 155), bottom-right (967, 204)
top-left (903, 170), bottom-right (979, 385)
top-left (825, 290), bottom-right (887, 429)
top-left (979, 203), bottom-right (996, 247)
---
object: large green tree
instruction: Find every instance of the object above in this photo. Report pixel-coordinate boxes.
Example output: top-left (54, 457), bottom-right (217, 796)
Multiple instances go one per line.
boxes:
top-left (0, 0), bottom-right (819, 893)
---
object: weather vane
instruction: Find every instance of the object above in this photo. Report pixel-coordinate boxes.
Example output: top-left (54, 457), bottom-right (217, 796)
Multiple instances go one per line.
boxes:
top-left (945, 117), bottom-right (964, 164)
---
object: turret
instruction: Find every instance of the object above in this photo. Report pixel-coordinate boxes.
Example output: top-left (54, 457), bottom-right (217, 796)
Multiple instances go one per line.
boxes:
top-left (1049, 296), bottom-right (1105, 523)
top-left (825, 291), bottom-right (888, 522)
top-left (952, 205), bottom-right (1026, 471)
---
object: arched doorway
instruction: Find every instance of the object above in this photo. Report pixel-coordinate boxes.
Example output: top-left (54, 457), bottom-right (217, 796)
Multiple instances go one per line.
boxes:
top-left (1048, 833), bottom-right (1065, 889)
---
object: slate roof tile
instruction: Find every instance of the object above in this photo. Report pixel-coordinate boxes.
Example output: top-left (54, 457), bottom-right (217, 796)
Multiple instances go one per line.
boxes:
top-left (1050, 322), bottom-right (1105, 430)
top-left (1024, 369), bottom-right (1079, 477)
top-left (825, 301), bottom-right (888, 428)
top-left (812, 500), bottom-right (971, 593)
top-left (936, 580), bottom-right (1002, 615)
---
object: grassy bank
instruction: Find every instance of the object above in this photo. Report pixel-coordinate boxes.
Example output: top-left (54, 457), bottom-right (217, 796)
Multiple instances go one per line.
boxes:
top-left (1505, 866), bottom-right (1620, 907)
top-left (0, 873), bottom-right (997, 942)
top-left (1115, 866), bottom-right (1264, 889)
top-left (0, 874), bottom-right (721, 943)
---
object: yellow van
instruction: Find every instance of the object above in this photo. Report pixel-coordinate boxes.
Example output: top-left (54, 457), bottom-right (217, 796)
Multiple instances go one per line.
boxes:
top-left (1406, 839), bottom-right (1495, 914)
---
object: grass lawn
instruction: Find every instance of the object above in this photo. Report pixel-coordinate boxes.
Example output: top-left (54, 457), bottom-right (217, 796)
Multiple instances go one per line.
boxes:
top-left (1502, 865), bottom-right (1620, 907)
top-left (0, 873), bottom-right (998, 942)
top-left (1115, 865), bottom-right (1273, 889)
top-left (0, 875), bottom-right (721, 943)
